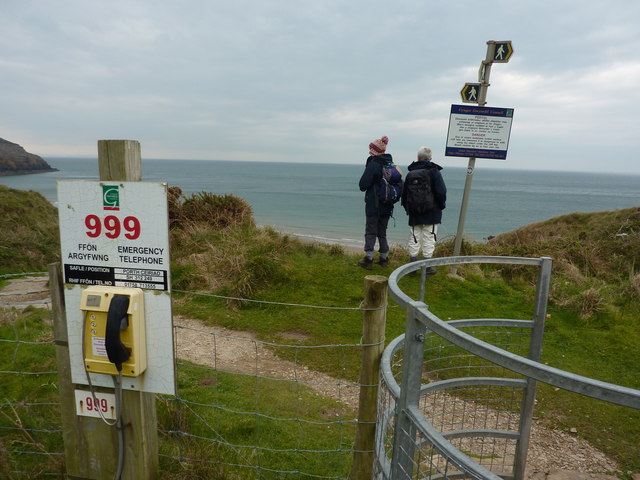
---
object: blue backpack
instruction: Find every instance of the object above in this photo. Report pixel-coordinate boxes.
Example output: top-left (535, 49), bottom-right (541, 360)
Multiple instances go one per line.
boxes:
top-left (378, 163), bottom-right (403, 205)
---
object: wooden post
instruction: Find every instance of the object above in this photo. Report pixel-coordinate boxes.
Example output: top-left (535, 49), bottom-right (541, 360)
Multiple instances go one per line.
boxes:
top-left (97, 140), bottom-right (142, 182)
top-left (52, 262), bottom-right (120, 478)
top-left (55, 140), bottom-right (158, 479)
top-left (99, 140), bottom-right (158, 479)
top-left (349, 275), bottom-right (388, 480)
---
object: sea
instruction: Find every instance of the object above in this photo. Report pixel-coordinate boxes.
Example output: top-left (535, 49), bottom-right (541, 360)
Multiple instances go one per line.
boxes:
top-left (2, 158), bottom-right (640, 250)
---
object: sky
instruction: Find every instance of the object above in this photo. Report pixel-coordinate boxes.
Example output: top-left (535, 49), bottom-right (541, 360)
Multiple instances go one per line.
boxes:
top-left (2, 0), bottom-right (640, 174)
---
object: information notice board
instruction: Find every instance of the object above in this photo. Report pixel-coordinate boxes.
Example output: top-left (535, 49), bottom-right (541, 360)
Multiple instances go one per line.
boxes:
top-left (445, 104), bottom-right (514, 160)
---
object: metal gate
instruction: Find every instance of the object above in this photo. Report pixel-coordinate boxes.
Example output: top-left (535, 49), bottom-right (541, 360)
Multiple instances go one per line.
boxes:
top-left (374, 256), bottom-right (640, 480)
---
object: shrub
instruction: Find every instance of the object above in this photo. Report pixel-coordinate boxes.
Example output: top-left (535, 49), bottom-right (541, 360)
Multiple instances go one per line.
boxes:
top-left (168, 186), bottom-right (254, 231)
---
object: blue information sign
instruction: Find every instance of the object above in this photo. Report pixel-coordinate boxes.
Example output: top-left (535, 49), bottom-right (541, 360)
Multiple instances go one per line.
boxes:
top-left (445, 104), bottom-right (514, 160)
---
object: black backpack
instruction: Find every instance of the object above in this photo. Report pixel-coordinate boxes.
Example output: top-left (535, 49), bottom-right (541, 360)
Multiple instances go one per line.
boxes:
top-left (378, 163), bottom-right (403, 205)
top-left (404, 168), bottom-right (434, 214)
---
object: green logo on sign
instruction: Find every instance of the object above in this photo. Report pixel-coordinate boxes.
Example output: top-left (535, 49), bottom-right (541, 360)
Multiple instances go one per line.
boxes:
top-left (103, 185), bottom-right (120, 211)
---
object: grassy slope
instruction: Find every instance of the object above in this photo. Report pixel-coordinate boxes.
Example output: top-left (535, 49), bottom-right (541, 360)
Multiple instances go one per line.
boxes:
top-left (472, 208), bottom-right (640, 470)
top-left (0, 185), bottom-right (60, 274)
top-left (1, 185), bottom-right (639, 473)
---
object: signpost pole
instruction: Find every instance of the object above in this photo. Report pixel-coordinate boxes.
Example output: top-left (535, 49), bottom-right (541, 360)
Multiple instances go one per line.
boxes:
top-left (451, 157), bottom-right (476, 265)
top-left (451, 74), bottom-right (488, 273)
top-left (450, 41), bottom-right (511, 274)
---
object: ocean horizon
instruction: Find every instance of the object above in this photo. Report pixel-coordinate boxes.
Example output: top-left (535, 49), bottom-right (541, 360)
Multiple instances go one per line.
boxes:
top-left (2, 157), bottom-right (640, 251)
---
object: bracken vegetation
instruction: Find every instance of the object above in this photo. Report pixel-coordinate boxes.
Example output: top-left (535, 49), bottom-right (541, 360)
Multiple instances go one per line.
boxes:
top-left (439, 207), bottom-right (640, 319)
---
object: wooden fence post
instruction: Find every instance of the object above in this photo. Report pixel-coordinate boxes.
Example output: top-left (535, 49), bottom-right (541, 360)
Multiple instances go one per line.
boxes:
top-left (99, 140), bottom-right (158, 479)
top-left (97, 139), bottom-right (142, 182)
top-left (52, 262), bottom-right (120, 477)
top-left (349, 274), bottom-right (388, 480)
top-left (54, 140), bottom-right (158, 479)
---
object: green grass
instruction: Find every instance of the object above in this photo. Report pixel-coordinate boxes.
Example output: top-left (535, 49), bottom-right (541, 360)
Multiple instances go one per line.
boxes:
top-left (172, 255), bottom-right (640, 473)
top-left (1, 185), bottom-right (639, 475)
top-left (0, 186), bottom-right (60, 274)
top-left (534, 306), bottom-right (640, 470)
top-left (0, 308), bottom-right (356, 479)
top-left (158, 364), bottom-right (354, 478)
top-left (0, 308), bottom-right (65, 478)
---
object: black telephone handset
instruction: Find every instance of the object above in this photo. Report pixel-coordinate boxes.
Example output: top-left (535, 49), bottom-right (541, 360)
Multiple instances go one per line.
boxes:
top-left (105, 295), bottom-right (131, 372)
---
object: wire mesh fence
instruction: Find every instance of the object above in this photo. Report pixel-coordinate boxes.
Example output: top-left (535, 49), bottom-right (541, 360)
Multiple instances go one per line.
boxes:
top-left (0, 283), bottom-right (379, 479)
top-left (374, 327), bottom-right (530, 480)
top-left (158, 318), bottom-right (367, 479)
top-left (0, 307), bottom-right (65, 478)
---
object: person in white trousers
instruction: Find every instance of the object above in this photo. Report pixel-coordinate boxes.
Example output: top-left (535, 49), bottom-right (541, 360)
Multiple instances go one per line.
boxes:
top-left (400, 147), bottom-right (447, 275)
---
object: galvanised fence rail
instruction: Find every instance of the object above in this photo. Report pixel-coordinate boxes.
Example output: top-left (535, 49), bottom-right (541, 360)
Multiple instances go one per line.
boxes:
top-left (374, 256), bottom-right (640, 480)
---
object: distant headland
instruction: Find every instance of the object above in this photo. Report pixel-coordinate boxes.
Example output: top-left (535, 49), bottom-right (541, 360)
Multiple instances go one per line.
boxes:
top-left (0, 138), bottom-right (58, 176)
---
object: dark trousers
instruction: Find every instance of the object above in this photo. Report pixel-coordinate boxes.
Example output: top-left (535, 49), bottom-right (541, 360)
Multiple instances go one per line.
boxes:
top-left (364, 214), bottom-right (390, 254)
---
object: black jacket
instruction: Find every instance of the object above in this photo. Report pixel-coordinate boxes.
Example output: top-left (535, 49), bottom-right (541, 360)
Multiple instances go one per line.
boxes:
top-left (400, 160), bottom-right (447, 226)
top-left (358, 154), bottom-right (395, 217)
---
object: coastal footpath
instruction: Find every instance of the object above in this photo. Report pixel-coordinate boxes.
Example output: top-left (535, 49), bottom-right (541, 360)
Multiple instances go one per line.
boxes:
top-left (0, 138), bottom-right (57, 176)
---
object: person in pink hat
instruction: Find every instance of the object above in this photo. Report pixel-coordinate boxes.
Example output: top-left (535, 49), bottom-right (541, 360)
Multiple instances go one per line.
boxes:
top-left (357, 135), bottom-right (397, 269)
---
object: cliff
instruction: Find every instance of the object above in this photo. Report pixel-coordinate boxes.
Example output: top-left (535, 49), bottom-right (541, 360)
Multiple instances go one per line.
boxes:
top-left (0, 138), bottom-right (57, 176)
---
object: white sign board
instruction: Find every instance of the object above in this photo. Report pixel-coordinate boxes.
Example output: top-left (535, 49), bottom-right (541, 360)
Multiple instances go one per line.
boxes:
top-left (58, 180), bottom-right (175, 395)
top-left (445, 104), bottom-right (514, 160)
top-left (75, 389), bottom-right (116, 420)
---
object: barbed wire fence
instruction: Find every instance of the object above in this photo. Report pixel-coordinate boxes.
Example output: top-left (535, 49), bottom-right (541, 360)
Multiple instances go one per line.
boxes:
top-left (0, 273), bottom-right (389, 479)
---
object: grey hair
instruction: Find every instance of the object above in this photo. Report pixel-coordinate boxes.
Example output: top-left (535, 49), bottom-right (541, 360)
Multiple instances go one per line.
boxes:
top-left (417, 147), bottom-right (432, 162)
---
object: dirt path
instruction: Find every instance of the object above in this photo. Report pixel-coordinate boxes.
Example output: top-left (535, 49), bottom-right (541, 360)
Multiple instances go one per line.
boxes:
top-left (0, 276), bottom-right (627, 479)
top-left (172, 316), bottom-right (619, 478)
top-left (174, 315), bottom-right (360, 408)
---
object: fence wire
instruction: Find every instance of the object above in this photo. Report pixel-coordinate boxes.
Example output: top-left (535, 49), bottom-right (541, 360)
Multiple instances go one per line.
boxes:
top-left (0, 326), bottom-right (64, 478)
top-left (1, 284), bottom-right (378, 479)
top-left (159, 313), bottom-right (367, 479)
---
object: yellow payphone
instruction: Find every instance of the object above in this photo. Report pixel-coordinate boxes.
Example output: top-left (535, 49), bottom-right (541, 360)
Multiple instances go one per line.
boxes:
top-left (80, 286), bottom-right (147, 377)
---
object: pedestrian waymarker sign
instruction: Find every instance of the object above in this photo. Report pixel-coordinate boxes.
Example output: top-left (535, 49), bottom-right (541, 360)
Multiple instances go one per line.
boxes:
top-left (461, 83), bottom-right (481, 103)
top-left (491, 41), bottom-right (513, 63)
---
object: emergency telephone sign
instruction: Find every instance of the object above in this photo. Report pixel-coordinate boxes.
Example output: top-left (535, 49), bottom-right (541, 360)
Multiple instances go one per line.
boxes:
top-left (58, 180), bottom-right (175, 396)
top-left (58, 181), bottom-right (170, 290)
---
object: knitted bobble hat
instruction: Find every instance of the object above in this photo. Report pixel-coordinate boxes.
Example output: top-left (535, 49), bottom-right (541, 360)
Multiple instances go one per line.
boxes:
top-left (369, 136), bottom-right (389, 156)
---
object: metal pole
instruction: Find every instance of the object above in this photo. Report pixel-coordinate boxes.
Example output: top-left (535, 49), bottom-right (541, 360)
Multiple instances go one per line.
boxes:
top-left (390, 302), bottom-right (427, 480)
top-left (451, 157), bottom-right (476, 266)
top-left (450, 42), bottom-right (495, 274)
top-left (514, 257), bottom-right (552, 479)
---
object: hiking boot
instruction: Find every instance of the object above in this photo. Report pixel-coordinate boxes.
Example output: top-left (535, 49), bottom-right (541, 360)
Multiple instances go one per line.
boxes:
top-left (407, 267), bottom-right (436, 277)
top-left (375, 258), bottom-right (389, 267)
top-left (358, 257), bottom-right (373, 270)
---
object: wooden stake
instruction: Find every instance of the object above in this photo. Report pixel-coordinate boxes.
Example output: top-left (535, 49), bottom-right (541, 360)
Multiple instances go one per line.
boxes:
top-left (349, 274), bottom-right (388, 480)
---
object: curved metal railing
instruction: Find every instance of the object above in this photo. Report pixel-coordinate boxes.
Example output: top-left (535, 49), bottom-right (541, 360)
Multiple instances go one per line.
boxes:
top-left (374, 256), bottom-right (640, 480)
